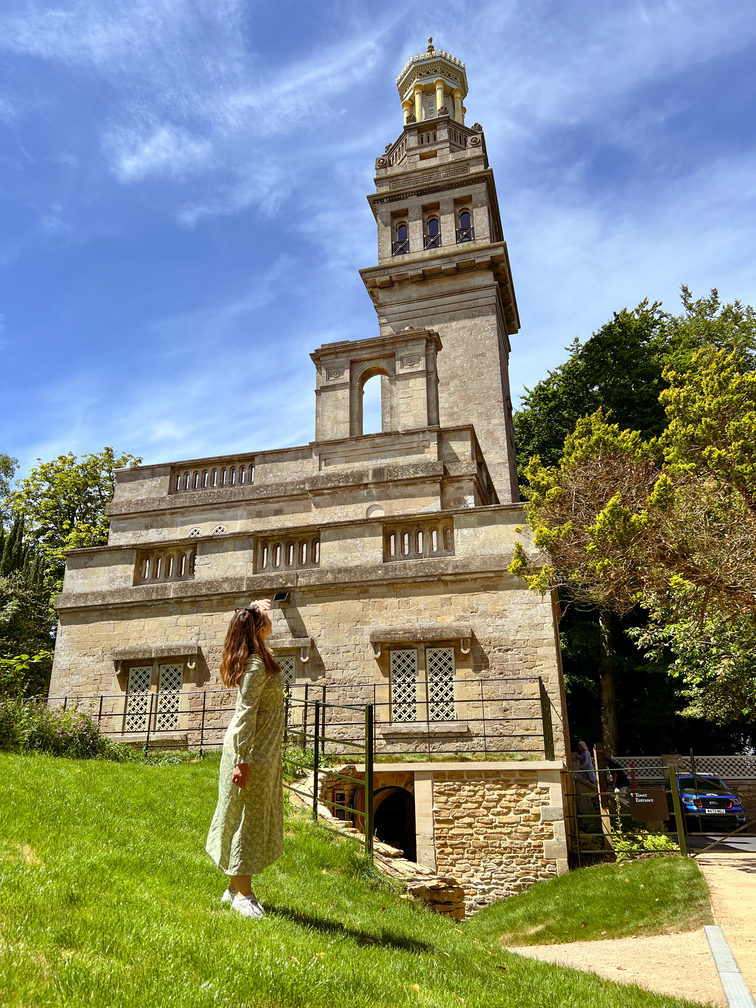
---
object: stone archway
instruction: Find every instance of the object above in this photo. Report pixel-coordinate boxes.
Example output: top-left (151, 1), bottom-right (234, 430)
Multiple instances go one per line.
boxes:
top-left (374, 786), bottom-right (416, 861)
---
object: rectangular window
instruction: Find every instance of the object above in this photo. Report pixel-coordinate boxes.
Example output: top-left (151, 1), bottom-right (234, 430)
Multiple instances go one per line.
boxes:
top-left (155, 663), bottom-right (183, 731)
top-left (277, 654), bottom-right (296, 726)
top-left (389, 647), bottom-right (456, 723)
top-left (124, 662), bottom-right (184, 733)
top-left (426, 647), bottom-right (455, 721)
top-left (125, 665), bottom-right (152, 732)
top-left (390, 649), bottom-right (418, 722)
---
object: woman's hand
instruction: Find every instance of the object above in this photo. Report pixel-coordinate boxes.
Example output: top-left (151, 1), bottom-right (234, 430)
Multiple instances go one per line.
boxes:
top-left (250, 599), bottom-right (271, 611)
top-left (232, 763), bottom-right (249, 789)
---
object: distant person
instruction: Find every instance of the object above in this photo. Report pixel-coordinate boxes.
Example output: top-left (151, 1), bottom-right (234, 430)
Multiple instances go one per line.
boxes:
top-left (606, 757), bottom-right (631, 795)
top-left (206, 599), bottom-right (284, 918)
top-left (577, 740), bottom-right (597, 785)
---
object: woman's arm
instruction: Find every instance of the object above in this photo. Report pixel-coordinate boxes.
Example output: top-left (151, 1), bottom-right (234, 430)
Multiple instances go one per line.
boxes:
top-left (227, 657), bottom-right (268, 779)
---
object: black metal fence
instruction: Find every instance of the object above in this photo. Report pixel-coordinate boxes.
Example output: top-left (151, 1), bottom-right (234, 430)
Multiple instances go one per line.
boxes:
top-left (563, 761), bottom-right (756, 866)
top-left (45, 674), bottom-right (555, 761)
top-left (283, 696), bottom-right (376, 858)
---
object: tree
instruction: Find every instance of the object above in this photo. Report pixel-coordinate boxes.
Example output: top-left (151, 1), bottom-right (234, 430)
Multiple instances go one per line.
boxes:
top-left (0, 454), bottom-right (17, 524)
top-left (510, 289), bottom-right (756, 754)
top-left (514, 288), bottom-right (756, 480)
top-left (511, 347), bottom-right (756, 730)
top-left (7, 448), bottom-right (141, 577)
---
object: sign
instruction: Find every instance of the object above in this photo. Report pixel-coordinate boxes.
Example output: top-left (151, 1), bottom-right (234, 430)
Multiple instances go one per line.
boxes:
top-left (629, 789), bottom-right (669, 821)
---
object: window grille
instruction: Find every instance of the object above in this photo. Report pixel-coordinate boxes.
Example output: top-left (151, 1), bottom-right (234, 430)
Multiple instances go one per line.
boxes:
top-left (426, 648), bottom-right (455, 720)
top-left (390, 650), bottom-right (417, 722)
top-left (277, 655), bottom-right (295, 726)
top-left (278, 655), bottom-right (295, 685)
top-left (155, 663), bottom-right (183, 731)
top-left (125, 665), bottom-right (152, 731)
top-left (424, 218), bottom-right (441, 249)
top-left (456, 210), bottom-right (474, 243)
top-left (392, 222), bottom-right (409, 255)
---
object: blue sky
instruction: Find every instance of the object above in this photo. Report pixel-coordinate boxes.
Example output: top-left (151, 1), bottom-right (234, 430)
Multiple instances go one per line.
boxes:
top-left (1, 0), bottom-right (755, 477)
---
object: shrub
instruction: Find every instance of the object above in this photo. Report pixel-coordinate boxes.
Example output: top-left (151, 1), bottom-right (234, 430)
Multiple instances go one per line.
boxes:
top-left (0, 696), bottom-right (129, 760)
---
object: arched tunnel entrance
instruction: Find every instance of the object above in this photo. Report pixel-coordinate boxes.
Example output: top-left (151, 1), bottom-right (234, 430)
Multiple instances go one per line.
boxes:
top-left (373, 786), bottom-right (416, 861)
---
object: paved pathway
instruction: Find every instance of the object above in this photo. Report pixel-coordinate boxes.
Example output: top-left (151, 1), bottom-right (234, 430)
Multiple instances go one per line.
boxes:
top-left (506, 930), bottom-right (725, 1005)
top-left (697, 854), bottom-right (756, 998)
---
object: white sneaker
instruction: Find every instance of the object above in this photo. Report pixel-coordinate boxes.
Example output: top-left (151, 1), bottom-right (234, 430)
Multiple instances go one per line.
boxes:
top-left (221, 888), bottom-right (237, 904)
top-left (231, 893), bottom-right (265, 918)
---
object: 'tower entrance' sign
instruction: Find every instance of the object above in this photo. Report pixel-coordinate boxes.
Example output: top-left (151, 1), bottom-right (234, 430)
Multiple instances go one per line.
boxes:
top-left (629, 790), bottom-right (669, 821)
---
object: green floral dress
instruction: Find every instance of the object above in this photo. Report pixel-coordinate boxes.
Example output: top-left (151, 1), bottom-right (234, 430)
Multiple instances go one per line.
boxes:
top-left (206, 656), bottom-right (285, 876)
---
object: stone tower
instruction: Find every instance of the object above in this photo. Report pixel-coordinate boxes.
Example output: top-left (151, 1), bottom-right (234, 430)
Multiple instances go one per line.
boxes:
top-left (360, 39), bottom-right (521, 502)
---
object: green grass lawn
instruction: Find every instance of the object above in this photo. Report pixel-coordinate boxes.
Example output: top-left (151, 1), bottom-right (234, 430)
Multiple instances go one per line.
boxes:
top-left (466, 857), bottom-right (713, 947)
top-left (0, 753), bottom-right (709, 1008)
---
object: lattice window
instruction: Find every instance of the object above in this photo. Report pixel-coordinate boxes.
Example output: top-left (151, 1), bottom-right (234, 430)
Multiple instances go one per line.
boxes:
top-left (125, 665), bottom-right (152, 732)
top-left (390, 650), bottom-right (417, 722)
top-left (277, 655), bottom-right (295, 686)
top-left (277, 655), bottom-right (295, 726)
top-left (426, 647), bottom-right (455, 721)
top-left (155, 663), bottom-right (183, 732)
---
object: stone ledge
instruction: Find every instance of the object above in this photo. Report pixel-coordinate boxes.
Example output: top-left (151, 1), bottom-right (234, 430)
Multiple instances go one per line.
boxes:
top-left (111, 642), bottom-right (200, 660)
top-left (369, 623), bottom-right (472, 644)
top-left (380, 721), bottom-right (472, 739)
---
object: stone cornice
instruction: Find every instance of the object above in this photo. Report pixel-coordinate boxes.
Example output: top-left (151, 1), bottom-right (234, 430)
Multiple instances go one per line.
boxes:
top-left (54, 553), bottom-right (523, 613)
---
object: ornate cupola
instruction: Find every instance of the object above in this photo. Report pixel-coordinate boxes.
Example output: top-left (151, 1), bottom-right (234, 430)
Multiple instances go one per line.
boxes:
top-left (396, 38), bottom-right (469, 125)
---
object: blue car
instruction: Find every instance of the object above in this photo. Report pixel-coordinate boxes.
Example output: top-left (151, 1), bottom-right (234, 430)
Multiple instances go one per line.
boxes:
top-left (676, 774), bottom-right (746, 832)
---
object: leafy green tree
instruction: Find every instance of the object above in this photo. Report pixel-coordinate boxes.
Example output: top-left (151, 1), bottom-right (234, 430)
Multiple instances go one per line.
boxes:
top-left (7, 448), bottom-right (141, 576)
top-left (511, 347), bottom-right (756, 732)
top-left (513, 302), bottom-right (668, 477)
top-left (0, 573), bottom-right (56, 692)
top-left (514, 288), bottom-right (756, 480)
top-left (511, 290), bottom-right (756, 753)
top-left (0, 454), bottom-right (17, 524)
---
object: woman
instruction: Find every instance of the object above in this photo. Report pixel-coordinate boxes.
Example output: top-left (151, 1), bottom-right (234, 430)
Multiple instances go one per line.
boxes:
top-left (206, 599), bottom-right (284, 918)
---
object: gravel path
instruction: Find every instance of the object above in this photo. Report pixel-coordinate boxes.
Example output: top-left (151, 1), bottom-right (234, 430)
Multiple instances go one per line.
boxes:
top-left (505, 930), bottom-right (725, 1006)
top-left (697, 855), bottom-right (756, 996)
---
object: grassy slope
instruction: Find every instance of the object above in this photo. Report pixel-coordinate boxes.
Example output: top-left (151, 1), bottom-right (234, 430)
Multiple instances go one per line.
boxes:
top-left (466, 857), bottom-right (713, 947)
top-left (0, 754), bottom-right (707, 1008)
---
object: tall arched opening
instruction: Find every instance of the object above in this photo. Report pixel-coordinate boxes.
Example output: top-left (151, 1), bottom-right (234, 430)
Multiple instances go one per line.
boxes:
top-left (373, 786), bottom-right (416, 861)
top-left (361, 373), bottom-right (383, 434)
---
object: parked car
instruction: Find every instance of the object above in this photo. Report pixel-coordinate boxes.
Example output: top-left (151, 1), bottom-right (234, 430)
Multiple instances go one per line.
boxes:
top-left (675, 774), bottom-right (746, 832)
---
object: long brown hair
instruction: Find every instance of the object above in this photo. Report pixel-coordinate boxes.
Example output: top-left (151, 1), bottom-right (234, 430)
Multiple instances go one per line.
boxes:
top-left (219, 606), bottom-right (280, 687)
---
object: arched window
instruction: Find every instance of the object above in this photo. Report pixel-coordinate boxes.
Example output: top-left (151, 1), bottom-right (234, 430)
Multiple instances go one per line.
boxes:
top-left (456, 209), bottom-right (474, 243)
top-left (361, 374), bottom-right (383, 435)
top-left (165, 554), bottom-right (174, 578)
top-left (193, 471), bottom-right (200, 489)
top-left (424, 217), bottom-right (441, 249)
top-left (392, 222), bottom-right (409, 255)
top-left (153, 556), bottom-right (162, 579)
top-left (202, 470), bottom-right (208, 488)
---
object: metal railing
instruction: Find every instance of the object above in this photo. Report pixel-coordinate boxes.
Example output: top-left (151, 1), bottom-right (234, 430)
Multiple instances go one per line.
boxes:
top-left (283, 696), bottom-right (375, 858)
top-left (563, 761), bottom-right (755, 866)
top-left (43, 675), bottom-right (555, 760)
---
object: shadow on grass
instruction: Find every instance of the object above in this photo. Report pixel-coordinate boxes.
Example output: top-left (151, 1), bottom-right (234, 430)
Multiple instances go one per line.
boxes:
top-left (265, 904), bottom-right (432, 952)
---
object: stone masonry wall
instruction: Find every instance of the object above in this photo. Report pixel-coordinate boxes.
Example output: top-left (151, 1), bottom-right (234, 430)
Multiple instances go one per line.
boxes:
top-left (431, 767), bottom-right (567, 913)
